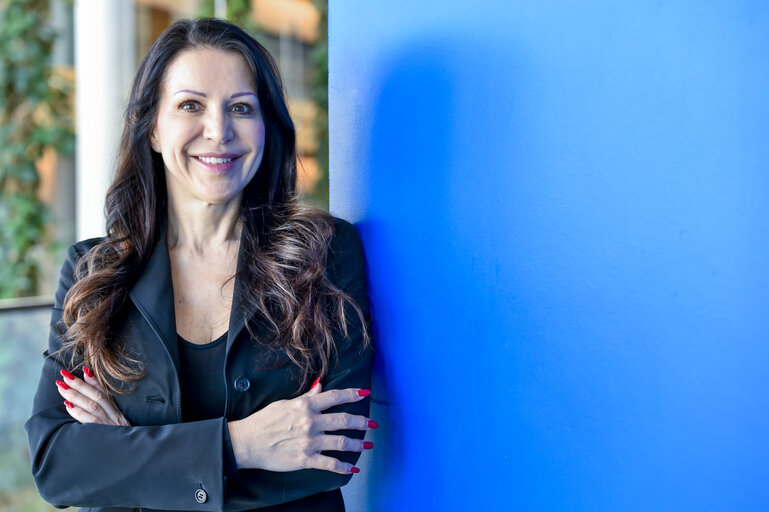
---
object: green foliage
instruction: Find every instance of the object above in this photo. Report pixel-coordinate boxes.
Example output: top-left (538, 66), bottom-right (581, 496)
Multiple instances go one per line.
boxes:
top-left (310, 0), bottom-right (329, 205)
top-left (199, 0), bottom-right (261, 33)
top-left (0, 0), bottom-right (74, 298)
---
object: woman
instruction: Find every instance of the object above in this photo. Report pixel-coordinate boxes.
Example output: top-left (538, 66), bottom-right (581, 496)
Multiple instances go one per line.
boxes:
top-left (25, 18), bottom-right (374, 512)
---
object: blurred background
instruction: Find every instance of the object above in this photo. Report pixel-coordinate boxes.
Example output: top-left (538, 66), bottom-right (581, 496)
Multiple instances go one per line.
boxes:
top-left (0, 0), bottom-right (328, 509)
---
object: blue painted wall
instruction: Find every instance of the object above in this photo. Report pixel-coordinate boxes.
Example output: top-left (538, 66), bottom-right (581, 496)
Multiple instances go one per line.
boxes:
top-left (329, 2), bottom-right (769, 510)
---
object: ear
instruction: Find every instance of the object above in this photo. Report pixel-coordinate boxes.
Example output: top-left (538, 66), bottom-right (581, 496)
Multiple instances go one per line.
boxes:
top-left (149, 128), bottom-right (161, 153)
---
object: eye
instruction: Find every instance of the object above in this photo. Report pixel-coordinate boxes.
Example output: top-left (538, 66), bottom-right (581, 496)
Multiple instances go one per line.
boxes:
top-left (179, 100), bottom-right (201, 112)
top-left (229, 103), bottom-right (254, 114)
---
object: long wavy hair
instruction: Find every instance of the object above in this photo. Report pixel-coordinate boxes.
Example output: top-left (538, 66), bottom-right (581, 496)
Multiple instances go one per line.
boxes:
top-left (58, 18), bottom-right (368, 394)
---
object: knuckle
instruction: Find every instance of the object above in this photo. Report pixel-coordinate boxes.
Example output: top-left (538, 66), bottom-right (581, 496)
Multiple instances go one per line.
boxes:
top-left (295, 397), bottom-right (312, 412)
top-left (298, 437), bottom-right (313, 454)
top-left (86, 400), bottom-right (100, 413)
top-left (337, 436), bottom-right (347, 451)
top-left (297, 415), bottom-right (313, 430)
top-left (339, 414), bottom-right (351, 428)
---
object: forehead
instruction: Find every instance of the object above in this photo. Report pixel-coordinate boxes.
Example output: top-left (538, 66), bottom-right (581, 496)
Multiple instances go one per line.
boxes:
top-left (160, 48), bottom-right (256, 95)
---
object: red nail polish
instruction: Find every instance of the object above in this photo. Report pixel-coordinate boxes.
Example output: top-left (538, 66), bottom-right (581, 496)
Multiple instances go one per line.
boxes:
top-left (83, 366), bottom-right (93, 378)
top-left (56, 380), bottom-right (69, 390)
top-left (60, 369), bottom-right (75, 380)
top-left (310, 376), bottom-right (321, 390)
top-left (357, 389), bottom-right (371, 397)
top-left (363, 442), bottom-right (374, 449)
top-left (350, 467), bottom-right (360, 474)
top-left (64, 400), bottom-right (74, 409)
top-left (367, 419), bottom-right (378, 429)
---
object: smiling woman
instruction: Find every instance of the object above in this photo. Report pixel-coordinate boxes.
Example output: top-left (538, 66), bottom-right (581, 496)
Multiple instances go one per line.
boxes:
top-left (25, 18), bottom-right (374, 512)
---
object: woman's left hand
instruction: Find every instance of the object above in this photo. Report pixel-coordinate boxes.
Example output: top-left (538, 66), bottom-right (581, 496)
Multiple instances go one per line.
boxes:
top-left (55, 367), bottom-right (131, 426)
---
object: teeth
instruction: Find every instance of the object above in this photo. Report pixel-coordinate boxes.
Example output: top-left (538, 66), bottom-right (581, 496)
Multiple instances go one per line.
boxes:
top-left (198, 156), bottom-right (234, 164)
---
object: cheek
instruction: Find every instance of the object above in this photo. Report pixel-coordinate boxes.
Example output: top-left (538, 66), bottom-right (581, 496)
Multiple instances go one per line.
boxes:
top-left (155, 116), bottom-right (194, 154)
top-left (252, 121), bottom-right (266, 147)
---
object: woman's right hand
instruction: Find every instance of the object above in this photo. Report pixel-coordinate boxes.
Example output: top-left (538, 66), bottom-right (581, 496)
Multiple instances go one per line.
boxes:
top-left (227, 381), bottom-right (376, 474)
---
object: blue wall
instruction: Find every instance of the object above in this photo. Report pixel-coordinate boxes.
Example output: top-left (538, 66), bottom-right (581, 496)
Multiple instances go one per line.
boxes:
top-left (329, 2), bottom-right (769, 510)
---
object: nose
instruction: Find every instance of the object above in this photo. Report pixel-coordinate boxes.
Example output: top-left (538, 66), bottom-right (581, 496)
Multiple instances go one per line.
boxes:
top-left (203, 108), bottom-right (234, 144)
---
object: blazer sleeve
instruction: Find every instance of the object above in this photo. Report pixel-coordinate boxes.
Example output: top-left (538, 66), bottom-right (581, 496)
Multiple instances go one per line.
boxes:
top-left (25, 241), bottom-right (233, 511)
top-left (224, 217), bottom-right (374, 509)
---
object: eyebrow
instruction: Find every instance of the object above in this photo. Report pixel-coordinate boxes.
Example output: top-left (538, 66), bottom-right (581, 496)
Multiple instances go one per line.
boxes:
top-left (173, 90), bottom-right (257, 99)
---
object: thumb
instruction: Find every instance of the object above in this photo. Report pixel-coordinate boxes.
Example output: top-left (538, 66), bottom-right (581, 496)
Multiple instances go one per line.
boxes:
top-left (305, 376), bottom-right (323, 396)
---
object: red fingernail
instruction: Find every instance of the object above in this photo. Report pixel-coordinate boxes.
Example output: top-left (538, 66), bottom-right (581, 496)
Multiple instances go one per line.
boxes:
top-left (363, 442), bottom-right (374, 449)
top-left (350, 467), bottom-right (360, 474)
top-left (357, 389), bottom-right (371, 397)
top-left (83, 366), bottom-right (93, 378)
top-left (56, 380), bottom-right (69, 390)
top-left (368, 420), bottom-right (378, 429)
top-left (64, 400), bottom-right (74, 409)
top-left (60, 369), bottom-right (75, 380)
top-left (310, 376), bottom-right (321, 390)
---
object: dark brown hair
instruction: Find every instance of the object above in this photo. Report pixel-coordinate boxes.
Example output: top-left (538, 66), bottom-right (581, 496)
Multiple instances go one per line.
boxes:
top-left (58, 18), bottom-right (368, 394)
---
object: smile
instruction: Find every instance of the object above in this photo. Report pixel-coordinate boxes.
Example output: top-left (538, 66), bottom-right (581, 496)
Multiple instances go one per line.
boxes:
top-left (192, 153), bottom-right (242, 173)
top-left (197, 156), bottom-right (233, 164)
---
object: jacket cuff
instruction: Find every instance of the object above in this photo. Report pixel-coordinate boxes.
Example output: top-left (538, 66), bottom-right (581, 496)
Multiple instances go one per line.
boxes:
top-left (222, 418), bottom-right (240, 502)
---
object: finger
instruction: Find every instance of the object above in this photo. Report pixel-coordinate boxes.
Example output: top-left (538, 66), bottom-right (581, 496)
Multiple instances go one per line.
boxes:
top-left (316, 412), bottom-right (371, 432)
top-left (83, 367), bottom-right (130, 426)
top-left (310, 387), bottom-right (370, 412)
top-left (304, 376), bottom-right (322, 396)
top-left (63, 401), bottom-right (101, 424)
top-left (314, 434), bottom-right (373, 453)
top-left (60, 370), bottom-right (124, 425)
top-left (56, 380), bottom-right (110, 422)
top-left (305, 454), bottom-right (360, 475)
top-left (83, 366), bottom-right (104, 391)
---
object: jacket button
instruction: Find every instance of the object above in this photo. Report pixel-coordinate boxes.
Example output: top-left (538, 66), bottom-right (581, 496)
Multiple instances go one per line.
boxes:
top-left (195, 488), bottom-right (207, 503)
top-left (234, 376), bottom-right (251, 392)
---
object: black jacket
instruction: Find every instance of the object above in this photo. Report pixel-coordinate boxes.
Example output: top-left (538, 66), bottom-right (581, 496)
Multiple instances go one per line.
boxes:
top-left (25, 217), bottom-right (373, 512)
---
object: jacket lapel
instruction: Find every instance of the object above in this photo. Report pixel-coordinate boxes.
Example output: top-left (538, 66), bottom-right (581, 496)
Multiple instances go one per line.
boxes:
top-left (128, 228), bottom-right (180, 376)
top-left (225, 239), bottom-right (284, 369)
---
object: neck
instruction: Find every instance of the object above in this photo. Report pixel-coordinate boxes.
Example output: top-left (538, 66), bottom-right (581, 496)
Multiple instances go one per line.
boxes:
top-left (166, 189), bottom-right (242, 254)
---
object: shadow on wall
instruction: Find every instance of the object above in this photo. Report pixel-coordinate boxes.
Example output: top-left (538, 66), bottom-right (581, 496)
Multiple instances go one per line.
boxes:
top-left (352, 34), bottom-right (543, 510)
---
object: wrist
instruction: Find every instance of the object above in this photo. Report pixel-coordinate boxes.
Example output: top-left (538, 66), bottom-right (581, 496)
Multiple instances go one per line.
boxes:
top-left (227, 419), bottom-right (246, 469)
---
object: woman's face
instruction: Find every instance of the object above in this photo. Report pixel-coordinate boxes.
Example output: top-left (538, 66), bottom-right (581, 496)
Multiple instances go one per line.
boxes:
top-left (151, 48), bottom-right (265, 205)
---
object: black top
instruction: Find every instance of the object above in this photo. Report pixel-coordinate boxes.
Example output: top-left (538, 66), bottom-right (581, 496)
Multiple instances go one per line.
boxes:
top-left (178, 330), bottom-right (240, 487)
top-left (178, 331), bottom-right (228, 422)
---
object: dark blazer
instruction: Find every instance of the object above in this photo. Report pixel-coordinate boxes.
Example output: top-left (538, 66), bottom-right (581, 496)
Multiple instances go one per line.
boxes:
top-left (25, 217), bottom-right (373, 512)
